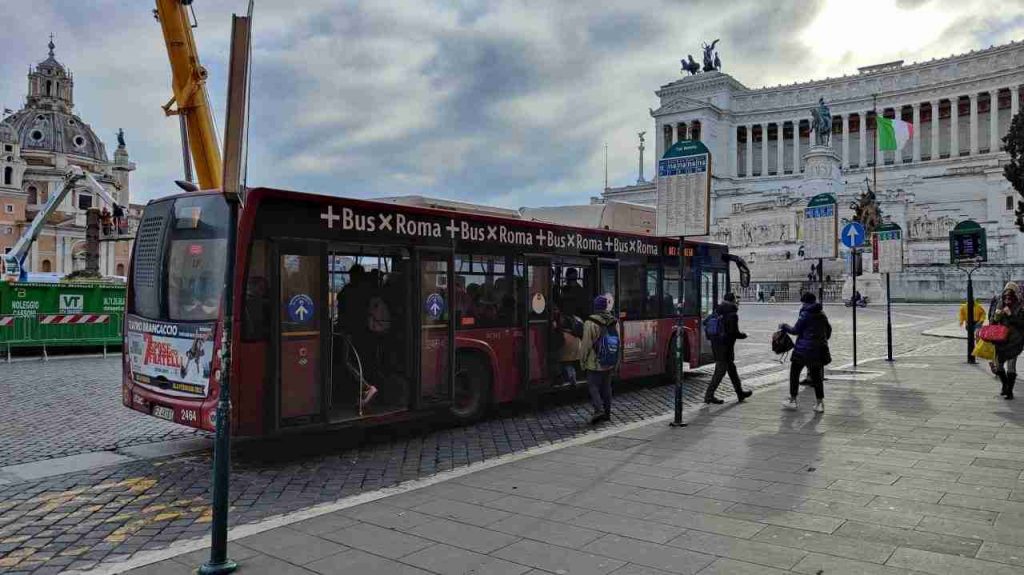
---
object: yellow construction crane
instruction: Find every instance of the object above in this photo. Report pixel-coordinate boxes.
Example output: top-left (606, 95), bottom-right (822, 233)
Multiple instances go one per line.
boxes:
top-left (154, 0), bottom-right (222, 190)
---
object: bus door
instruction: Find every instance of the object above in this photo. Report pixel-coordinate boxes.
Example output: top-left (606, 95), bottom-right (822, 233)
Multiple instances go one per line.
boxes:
top-left (523, 256), bottom-right (552, 388)
top-left (273, 241), bottom-right (326, 428)
top-left (415, 249), bottom-right (455, 406)
top-left (698, 268), bottom-right (716, 365)
top-left (598, 258), bottom-right (621, 368)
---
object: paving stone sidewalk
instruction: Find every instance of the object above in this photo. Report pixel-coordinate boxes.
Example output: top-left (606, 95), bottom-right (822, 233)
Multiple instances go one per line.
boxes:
top-left (118, 339), bottom-right (1024, 575)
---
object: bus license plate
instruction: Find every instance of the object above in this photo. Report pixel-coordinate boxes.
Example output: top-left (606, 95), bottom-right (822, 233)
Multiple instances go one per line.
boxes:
top-left (153, 405), bottom-right (174, 421)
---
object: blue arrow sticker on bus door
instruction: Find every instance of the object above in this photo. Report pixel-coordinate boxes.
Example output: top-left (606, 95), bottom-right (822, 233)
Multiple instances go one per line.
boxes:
top-left (424, 293), bottom-right (445, 320)
top-left (287, 294), bottom-right (315, 323)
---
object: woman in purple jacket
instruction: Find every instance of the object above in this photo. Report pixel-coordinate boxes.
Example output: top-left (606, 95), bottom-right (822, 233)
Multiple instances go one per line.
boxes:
top-left (780, 292), bottom-right (832, 413)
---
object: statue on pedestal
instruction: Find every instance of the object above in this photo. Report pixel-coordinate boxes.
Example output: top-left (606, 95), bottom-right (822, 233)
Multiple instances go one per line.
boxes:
top-left (701, 39), bottom-right (720, 72)
top-left (809, 98), bottom-right (832, 147)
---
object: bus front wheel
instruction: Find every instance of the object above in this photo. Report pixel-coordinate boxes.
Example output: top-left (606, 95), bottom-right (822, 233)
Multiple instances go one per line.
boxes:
top-left (452, 352), bottom-right (491, 422)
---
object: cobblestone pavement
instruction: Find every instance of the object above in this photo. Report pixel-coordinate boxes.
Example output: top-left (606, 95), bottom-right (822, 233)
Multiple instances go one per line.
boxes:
top-left (0, 358), bottom-right (207, 468)
top-left (0, 304), bottom-right (956, 573)
top-left (128, 339), bottom-right (1024, 575)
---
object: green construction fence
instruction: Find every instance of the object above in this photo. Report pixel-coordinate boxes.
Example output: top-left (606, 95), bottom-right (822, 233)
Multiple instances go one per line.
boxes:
top-left (0, 281), bottom-right (126, 353)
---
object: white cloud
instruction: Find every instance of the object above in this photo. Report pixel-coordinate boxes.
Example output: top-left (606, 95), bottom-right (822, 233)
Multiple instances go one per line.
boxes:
top-left (1, 1), bottom-right (1021, 208)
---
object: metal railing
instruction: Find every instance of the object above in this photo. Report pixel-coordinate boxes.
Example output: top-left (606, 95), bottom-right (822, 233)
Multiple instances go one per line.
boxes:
top-left (0, 312), bottom-right (123, 360)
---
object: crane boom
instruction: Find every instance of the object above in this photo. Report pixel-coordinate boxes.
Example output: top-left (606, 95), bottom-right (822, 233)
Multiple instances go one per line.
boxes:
top-left (2, 167), bottom-right (120, 282)
top-left (154, 0), bottom-right (223, 191)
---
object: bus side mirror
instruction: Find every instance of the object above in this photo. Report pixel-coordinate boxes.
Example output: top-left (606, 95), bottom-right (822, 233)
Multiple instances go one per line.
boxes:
top-left (721, 254), bottom-right (751, 288)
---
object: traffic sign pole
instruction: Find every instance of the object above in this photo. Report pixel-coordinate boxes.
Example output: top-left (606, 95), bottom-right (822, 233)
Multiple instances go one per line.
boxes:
top-left (852, 250), bottom-right (858, 368)
top-left (886, 272), bottom-right (893, 362)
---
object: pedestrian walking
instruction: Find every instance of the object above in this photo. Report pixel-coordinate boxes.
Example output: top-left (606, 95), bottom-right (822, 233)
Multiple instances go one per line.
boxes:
top-left (581, 294), bottom-right (619, 424)
top-left (990, 282), bottom-right (1024, 399)
top-left (779, 292), bottom-right (832, 413)
top-left (959, 298), bottom-right (986, 334)
top-left (704, 293), bottom-right (753, 405)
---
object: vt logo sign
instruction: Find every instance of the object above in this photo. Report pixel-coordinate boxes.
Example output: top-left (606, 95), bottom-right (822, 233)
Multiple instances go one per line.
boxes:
top-left (59, 294), bottom-right (84, 313)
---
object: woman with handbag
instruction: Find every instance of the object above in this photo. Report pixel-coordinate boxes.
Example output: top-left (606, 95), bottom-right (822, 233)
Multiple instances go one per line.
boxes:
top-left (988, 283), bottom-right (1024, 399)
top-left (779, 292), bottom-right (832, 413)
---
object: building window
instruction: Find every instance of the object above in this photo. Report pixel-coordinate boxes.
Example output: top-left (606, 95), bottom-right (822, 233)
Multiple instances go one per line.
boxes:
top-left (73, 135), bottom-right (86, 148)
top-left (26, 186), bottom-right (37, 205)
top-left (41, 259), bottom-right (51, 272)
top-left (1009, 196), bottom-right (1016, 212)
top-left (3, 166), bottom-right (11, 186)
top-left (3, 145), bottom-right (11, 152)
top-left (116, 263), bottom-right (125, 276)
top-left (3, 204), bottom-right (12, 214)
top-left (30, 130), bottom-right (43, 142)
top-left (77, 193), bottom-right (92, 210)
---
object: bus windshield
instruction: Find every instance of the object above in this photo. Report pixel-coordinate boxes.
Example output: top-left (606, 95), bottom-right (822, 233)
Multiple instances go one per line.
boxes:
top-left (166, 196), bottom-right (229, 321)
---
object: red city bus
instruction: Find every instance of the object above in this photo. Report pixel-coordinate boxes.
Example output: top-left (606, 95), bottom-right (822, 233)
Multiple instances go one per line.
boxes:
top-left (122, 188), bottom-right (746, 436)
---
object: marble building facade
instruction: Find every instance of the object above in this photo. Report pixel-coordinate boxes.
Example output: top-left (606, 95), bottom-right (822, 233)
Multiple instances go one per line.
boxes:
top-left (603, 40), bottom-right (1024, 300)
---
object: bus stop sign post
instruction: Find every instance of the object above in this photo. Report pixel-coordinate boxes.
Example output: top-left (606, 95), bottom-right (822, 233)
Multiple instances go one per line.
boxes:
top-left (949, 220), bottom-right (987, 365)
top-left (671, 236), bottom-right (687, 428)
top-left (201, 5), bottom-right (251, 574)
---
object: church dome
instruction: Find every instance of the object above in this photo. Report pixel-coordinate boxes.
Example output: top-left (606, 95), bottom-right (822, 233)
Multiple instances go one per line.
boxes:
top-left (4, 108), bottom-right (108, 162)
top-left (6, 38), bottom-right (108, 162)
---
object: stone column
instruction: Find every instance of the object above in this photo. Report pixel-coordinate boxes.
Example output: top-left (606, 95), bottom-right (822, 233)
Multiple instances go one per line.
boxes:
top-left (745, 125), bottom-right (753, 177)
top-left (729, 125), bottom-right (738, 177)
top-left (990, 89), bottom-right (1000, 153)
top-left (930, 100), bottom-right (940, 160)
top-left (912, 103), bottom-right (921, 162)
top-left (969, 92), bottom-right (979, 155)
top-left (776, 122), bottom-right (784, 175)
top-left (858, 112), bottom-right (867, 168)
top-left (950, 96), bottom-right (960, 157)
top-left (895, 108), bottom-right (904, 165)
top-left (794, 119), bottom-right (801, 173)
top-left (1013, 86), bottom-right (1020, 118)
top-left (760, 123), bottom-right (769, 176)
top-left (841, 115), bottom-right (850, 168)
top-left (676, 123), bottom-right (685, 144)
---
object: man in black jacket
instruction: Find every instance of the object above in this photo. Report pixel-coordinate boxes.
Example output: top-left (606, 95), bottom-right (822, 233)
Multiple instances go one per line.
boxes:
top-left (705, 293), bottom-right (753, 404)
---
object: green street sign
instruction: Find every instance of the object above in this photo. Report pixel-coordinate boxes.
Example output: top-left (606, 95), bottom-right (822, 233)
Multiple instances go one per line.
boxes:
top-left (949, 220), bottom-right (987, 264)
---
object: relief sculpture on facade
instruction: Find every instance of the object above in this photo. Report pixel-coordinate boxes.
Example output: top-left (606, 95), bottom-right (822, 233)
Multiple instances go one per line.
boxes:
top-left (908, 213), bottom-right (957, 240)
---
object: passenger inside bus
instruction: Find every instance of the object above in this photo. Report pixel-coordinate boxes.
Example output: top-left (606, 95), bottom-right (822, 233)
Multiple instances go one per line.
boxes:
top-left (331, 256), bottom-right (409, 418)
top-left (552, 265), bottom-right (590, 385)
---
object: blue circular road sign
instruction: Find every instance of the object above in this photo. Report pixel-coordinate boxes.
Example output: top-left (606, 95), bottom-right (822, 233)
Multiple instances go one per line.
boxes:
top-left (841, 221), bottom-right (866, 249)
top-left (287, 294), bottom-right (315, 323)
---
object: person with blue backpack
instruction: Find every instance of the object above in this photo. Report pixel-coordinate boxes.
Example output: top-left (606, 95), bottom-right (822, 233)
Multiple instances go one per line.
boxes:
top-left (704, 292), bottom-right (753, 405)
top-left (581, 294), bottom-right (619, 425)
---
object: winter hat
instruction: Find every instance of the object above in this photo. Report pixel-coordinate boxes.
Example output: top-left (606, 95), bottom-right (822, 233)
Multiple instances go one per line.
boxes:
top-left (723, 292), bottom-right (737, 303)
top-left (593, 295), bottom-right (609, 312)
top-left (800, 292), bottom-right (817, 304)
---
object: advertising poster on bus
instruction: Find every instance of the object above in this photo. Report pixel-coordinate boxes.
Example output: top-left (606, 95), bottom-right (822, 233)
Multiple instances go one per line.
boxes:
top-left (125, 315), bottom-right (215, 396)
top-left (802, 193), bottom-right (838, 260)
top-left (656, 140), bottom-right (711, 237)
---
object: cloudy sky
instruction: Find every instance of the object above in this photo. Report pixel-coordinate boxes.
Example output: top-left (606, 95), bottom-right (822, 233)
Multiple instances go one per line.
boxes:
top-left (2, 0), bottom-right (1023, 207)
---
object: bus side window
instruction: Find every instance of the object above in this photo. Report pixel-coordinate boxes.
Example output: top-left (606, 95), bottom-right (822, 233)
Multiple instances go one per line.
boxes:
top-left (242, 240), bottom-right (269, 340)
top-left (663, 264), bottom-right (679, 315)
top-left (619, 263), bottom-right (644, 320)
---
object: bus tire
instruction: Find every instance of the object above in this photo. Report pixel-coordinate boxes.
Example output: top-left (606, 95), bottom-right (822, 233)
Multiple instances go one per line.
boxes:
top-left (452, 352), bottom-right (491, 422)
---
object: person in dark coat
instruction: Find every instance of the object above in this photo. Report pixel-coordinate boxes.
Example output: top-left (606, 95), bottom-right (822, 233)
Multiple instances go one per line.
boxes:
top-left (780, 292), bottom-right (831, 413)
top-left (992, 282), bottom-right (1024, 399)
top-left (705, 293), bottom-right (752, 404)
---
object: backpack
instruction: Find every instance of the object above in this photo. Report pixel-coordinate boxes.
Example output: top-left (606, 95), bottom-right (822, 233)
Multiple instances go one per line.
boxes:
top-left (703, 313), bottom-right (723, 340)
top-left (367, 296), bottom-right (391, 333)
top-left (592, 318), bottom-right (619, 369)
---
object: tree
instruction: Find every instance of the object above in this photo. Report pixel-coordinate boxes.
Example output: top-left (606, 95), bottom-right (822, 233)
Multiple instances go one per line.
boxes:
top-left (1003, 111), bottom-right (1024, 231)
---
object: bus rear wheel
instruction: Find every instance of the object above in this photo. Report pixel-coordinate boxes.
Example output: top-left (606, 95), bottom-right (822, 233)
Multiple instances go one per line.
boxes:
top-left (452, 353), bottom-right (491, 422)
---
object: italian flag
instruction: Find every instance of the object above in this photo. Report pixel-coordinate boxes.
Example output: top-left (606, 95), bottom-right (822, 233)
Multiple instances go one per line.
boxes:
top-left (877, 117), bottom-right (913, 151)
